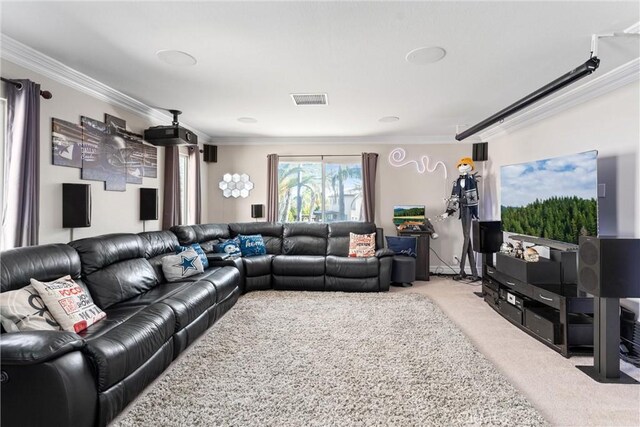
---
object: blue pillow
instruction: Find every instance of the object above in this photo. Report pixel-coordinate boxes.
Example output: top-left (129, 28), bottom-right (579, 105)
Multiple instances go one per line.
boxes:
top-left (216, 238), bottom-right (242, 257)
top-left (238, 234), bottom-right (267, 257)
top-left (176, 243), bottom-right (209, 269)
top-left (386, 236), bottom-right (417, 258)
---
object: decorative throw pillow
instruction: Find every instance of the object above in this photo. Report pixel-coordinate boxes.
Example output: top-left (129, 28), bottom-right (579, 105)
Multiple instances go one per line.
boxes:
top-left (30, 276), bottom-right (106, 333)
top-left (0, 285), bottom-right (62, 332)
top-left (386, 236), bottom-right (417, 258)
top-left (161, 249), bottom-right (205, 282)
top-left (238, 234), bottom-right (267, 257)
top-left (176, 243), bottom-right (209, 269)
top-left (348, 232), bottom-right (377, 258)
top-left (216, 238), bottom-right (242, 257)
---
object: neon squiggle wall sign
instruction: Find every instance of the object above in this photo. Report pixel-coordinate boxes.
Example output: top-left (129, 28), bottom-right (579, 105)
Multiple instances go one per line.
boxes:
top-left (388, 148), bottom-right (448, 180)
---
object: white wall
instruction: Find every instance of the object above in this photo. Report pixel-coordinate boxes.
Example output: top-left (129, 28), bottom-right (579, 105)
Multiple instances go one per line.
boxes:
top-left (207, 142), bottom-right (482, 273)
top-left (486, 80), bottom-right (640, 314)
top-left (1, 59), bottom-right (209, 244)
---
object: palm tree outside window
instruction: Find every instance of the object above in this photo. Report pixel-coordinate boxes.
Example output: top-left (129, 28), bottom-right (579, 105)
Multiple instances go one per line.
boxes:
top-left (277, 156), bottom-right (363, 223)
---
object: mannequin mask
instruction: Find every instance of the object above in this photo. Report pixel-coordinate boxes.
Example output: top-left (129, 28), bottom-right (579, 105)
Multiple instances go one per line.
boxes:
top-left (458, 164), bottom-right (472, 174)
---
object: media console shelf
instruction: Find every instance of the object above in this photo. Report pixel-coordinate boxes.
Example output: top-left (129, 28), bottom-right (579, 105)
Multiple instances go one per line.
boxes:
top-left (482, 247), bottom-right (594, 358)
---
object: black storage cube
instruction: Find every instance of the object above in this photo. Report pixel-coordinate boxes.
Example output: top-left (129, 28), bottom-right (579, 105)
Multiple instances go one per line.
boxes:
top-left (483, 284), bottom-right (499, 308)
top-left (524, 307), bottom-right (562, 344)
top-left (496, 253), bottom-right (561, 284)
top-left (567, 314), bottom-right (594, 346)
top-left (499, 300), bottom-right (523, 324)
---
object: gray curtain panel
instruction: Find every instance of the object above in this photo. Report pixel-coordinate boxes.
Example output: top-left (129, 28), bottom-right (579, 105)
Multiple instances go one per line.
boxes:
top-left (2, 79), bottom-right (40, 249)
top-left (190, 146), bottom-right (202, 224)
top-left (266, 153), bottom-right (279, 222)
top-left (162, 146), bottom-right (181, 229)
top-left (361, 152), bottom-right (378, 222)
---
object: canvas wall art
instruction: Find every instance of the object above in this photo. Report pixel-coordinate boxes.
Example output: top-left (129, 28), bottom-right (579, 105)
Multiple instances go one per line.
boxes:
top-left (143, 144), bottom-right (158, 178)
top-left (52, 114), bottom-right (159, 191)
top-left (105, 114), bottom-right (126, 134)
top-left (52, 118), bottom-right (83, 168)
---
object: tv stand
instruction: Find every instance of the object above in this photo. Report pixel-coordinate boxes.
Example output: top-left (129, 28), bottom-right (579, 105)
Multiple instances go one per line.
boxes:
top-left (482, 245), bottom-right (593, 358)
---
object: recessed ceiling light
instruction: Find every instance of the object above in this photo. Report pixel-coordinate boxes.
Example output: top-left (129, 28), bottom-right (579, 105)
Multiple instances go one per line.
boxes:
top-left (238, 117), bottom-right (258, 123)
top-left (156, 50), bottom-right (197, 66)
top-left (379, 116), bottom-right (400, 123)
top-left (405, 46), bottom-right (446, 65)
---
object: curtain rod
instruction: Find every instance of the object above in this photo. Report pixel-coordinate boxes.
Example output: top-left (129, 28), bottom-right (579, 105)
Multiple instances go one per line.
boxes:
top-left (276, 154), bottom-right (360, 158)
top-left (1, 77), bottom-right (52, 99)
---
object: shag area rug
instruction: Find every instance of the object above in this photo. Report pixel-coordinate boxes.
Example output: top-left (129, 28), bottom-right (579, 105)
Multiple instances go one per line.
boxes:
top-left (115, 291), bottom-right (547, 426)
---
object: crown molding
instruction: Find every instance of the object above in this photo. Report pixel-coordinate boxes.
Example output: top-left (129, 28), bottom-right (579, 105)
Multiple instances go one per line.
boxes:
top-left (211, 135), bottom-right (458, 146)
top-left (0, 34), bottom-right (212, 142)
top-left (3, 34), bottom-right (636, 146)
top-left (480, 57), bottom-right (640, 141)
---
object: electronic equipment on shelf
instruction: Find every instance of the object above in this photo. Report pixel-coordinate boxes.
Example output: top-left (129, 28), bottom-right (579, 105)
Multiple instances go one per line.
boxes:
top-left (482, 234), bottom-right (594, 358)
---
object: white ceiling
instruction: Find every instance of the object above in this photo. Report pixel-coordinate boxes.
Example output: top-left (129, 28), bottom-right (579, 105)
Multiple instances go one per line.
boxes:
top-left (1, 1), bottom-right (638, 140)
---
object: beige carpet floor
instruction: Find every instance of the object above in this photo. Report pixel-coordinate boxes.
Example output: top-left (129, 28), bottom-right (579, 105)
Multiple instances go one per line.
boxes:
top-left (393, 276), bottom-right (640, 427)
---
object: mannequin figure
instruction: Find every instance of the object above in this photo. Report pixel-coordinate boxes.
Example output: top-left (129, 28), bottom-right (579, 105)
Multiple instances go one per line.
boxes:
top-left (440, 157), bottom-right (479, 280)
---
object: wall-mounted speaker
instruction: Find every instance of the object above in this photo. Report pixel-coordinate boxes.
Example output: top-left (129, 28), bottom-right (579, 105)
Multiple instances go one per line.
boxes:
top-left (203, 144), bottom-right (217, 163)
top-left (472, 142), bottom-right (488, 162)
top-left (472, 220), bottom-right (502, 253)
top-left (251, 204), bottom-right (264, 219)
top-left (140, 188), bottom-right (158, 221)
top-left (62, 183), bottom-right (91, 228)
top-left (578, 236), bottom-right (640, 298)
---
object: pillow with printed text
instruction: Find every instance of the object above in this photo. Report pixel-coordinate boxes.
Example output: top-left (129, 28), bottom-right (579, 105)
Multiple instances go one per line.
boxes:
top-left (238, 234), bottom-right (267, 257)
top-left (348, 232), bottom-right (376, 258)
top-left (30, 275), bottom-right (106, 333)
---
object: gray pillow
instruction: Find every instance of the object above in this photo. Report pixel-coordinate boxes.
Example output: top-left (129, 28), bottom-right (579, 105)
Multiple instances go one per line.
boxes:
top-left (161, 249), bottom-right (204, 282)
top-left (0, 285), bottom-right (61, 332)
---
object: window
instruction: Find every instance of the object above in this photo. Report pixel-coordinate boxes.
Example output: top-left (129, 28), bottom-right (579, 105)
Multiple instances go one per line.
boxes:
top-left (178, 152), bottom-right (189, 224)
top-left (277, 157), bottom-right (363, 222)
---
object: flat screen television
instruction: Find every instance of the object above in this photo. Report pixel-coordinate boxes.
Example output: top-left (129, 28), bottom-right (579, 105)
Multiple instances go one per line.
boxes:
top-left (500, 150), bottom-right (598, 245)
top-left (393, 205), bottom-right (426, 228)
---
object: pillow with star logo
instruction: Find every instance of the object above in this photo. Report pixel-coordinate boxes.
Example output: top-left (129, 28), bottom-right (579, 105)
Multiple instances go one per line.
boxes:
top-left (161, 249), bottom-right (205, 282)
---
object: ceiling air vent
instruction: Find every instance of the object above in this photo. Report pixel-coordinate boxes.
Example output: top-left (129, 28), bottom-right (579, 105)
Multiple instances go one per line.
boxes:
top-left (290, 93), bottom-right (328, 106)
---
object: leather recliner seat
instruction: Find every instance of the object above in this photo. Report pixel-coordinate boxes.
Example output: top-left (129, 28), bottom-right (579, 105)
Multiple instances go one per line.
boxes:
top-left (1, 233), bottom-right (240, 427)
top-left (1, 221), bottom-right (388, 427)
top-left (171, 221), bottom-right (395, 292)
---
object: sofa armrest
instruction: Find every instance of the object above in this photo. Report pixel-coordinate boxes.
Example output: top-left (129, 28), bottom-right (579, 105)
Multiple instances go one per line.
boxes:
top-left (206, 256), bottom-right (246, 294)
top-left (375, 248), bottom-right (396, 258)
top-left (1, 331), bottom-right (84, 366)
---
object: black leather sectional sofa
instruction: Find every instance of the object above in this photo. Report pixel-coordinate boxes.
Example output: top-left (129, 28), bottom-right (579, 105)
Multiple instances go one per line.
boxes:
top-left (0, 221), bottom-right (393, 427)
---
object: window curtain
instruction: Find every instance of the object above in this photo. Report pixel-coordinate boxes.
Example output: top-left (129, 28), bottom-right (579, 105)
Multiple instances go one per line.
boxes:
top-left (162, 146), bottom-right (181, 229)
top-left (361, 152), bottom-right (378, 223)
top-left (1, 79), bottom-right (40, 249)
top-left (188, 146), bottom-right (202, 224)
top-left (266, 153), bottom-right (279, 222)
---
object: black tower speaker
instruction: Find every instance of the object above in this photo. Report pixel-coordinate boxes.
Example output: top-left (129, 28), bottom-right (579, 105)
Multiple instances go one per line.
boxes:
top-left (472, 142), bottom-right (488, 162)
top-left (578, 236), bottom-right (640, 298)
top-left (62, 183), bottom-right (91, 228)
top-left (251, 204), bottom-right (264, 219)
top-left (140, 188), bottom-right (158, 221)
top-left (472, 220), bottom-right (503, 253)
top-left (203, 145), bottom-right (217, 163)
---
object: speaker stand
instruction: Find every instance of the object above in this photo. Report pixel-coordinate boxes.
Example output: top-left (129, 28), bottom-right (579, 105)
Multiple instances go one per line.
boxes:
top-left (577, 297), bottom-right (639, 384)
top-left (142, 220), bottom-right (147, 233)
top-left (69, 228), bottom-right (74, 242)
